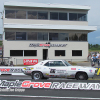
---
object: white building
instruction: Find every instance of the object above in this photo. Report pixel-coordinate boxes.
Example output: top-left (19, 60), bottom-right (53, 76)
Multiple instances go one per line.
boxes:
top-left (3, 1), bottom-right (96, 65)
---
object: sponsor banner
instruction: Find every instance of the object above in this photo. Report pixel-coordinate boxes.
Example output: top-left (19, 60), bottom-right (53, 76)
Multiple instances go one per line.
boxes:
top-left (29, 43), bottom-right (67, 47)
top-left (0, 67), bottom-right (25, 75)
top-left (0, 80), bottom-right (100, 91)
top-left (23, 59), bottom-right (38, 65)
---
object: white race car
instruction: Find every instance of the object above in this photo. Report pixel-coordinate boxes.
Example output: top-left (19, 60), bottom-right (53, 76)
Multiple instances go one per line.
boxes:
top-left (22, 60), bottom-right (96, 80)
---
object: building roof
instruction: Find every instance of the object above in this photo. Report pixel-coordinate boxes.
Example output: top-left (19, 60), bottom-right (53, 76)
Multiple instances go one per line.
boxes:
top-left (4, 1), bottom-right (90, 10)
top-left (4, 24), bottom-right (97, 32)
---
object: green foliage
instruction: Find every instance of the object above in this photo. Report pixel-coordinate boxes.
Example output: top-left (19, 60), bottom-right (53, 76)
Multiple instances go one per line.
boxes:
top-left (0, 41), bottom-right (2, 46)
top-left (89, 44), bottom-right (100, 51)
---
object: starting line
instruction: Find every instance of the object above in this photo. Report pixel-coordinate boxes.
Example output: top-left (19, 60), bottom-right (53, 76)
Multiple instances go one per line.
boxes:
top-left (0, 94), bottom-right (100, 100)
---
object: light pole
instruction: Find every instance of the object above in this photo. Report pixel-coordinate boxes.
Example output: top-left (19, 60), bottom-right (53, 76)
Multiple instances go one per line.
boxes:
top-left (0, 12), bottom-right (3, 64)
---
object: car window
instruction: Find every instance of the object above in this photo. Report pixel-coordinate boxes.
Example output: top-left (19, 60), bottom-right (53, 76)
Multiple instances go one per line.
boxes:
top-left (44, 61), bottom-right (65, 67)
top-left (54, 61), bottom-right (65, 66)
top-left (44, 62), bottom-right (49, 66)
top-left (63, 60), bottom-right (72, 66)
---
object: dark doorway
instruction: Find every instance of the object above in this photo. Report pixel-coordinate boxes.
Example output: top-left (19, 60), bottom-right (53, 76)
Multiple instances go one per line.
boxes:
top-left (43, 49), bottom-right (48, 60)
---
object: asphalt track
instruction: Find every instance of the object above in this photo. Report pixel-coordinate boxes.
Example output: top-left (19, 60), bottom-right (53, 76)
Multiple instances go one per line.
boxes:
top-left (0, 75), bottom-right (100, 100)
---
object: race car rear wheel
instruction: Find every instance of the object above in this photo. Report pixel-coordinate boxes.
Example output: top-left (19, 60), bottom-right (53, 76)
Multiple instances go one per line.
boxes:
top-left (32, 71), bottom-right (43, 80)
top-left (76, 72), bottom-right (88, 80)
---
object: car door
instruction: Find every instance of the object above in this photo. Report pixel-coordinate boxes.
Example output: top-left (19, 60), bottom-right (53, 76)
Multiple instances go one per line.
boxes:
top-left (44, 61), bottom-right (69, 78)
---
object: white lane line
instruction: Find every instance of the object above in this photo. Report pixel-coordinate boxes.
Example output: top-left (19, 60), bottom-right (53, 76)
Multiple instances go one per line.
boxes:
top-left (0, 94), bottom-right (100, 100)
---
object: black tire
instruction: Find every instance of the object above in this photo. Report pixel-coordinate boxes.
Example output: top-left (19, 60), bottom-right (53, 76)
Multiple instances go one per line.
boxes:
top-left (76, 72), bottom-right (88, 80)
top-left (31, 72), bottom-right (43, 80)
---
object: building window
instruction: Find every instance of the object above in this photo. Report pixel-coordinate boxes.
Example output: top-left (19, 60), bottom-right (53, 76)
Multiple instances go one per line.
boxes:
top-left (79, 33), bottom-right (87, 41)
top-left (78, 14), bottom-right (87, 21)
top-left (59, 13), bottom-right (67, 20)
top-left (5, 9), bottom-right (87, 21)
top-left (10, 50), bottom-right (23, 56)
top-left (49, 33), bottom-right (58, 40)
top-left (27, 32), bottom-right (37, 40)
top-left (24, 50), bottom-right (37, 56)
top-left (5, 32), bottom-right (15, 40)
top-left (38, 11), bottom-right (48, 19)
top-left (16, 32), bottom-right (26, 40)
top-left (69, 33), bottom-right (79, 41)
top-left (55, 50), bottom-right (65, 56)
top-left (5, 10), bottom-right (15, 18)
top-left (59, 33), bottom-right (68, 41)
top-left (69, 13), bottom-right (87, 21)
top-left (50, 12), bottom-right (58, 20)
top-left (16, 10), bottom-right (26, 19)
top-left (38, 32), bottom-right (48, 40)
top-left (5, 31), bottom-right (87, 41)
top-left (72, 50), bottom-right (82, 56)
top-left (69, 13), bottom-right (77, 21)
top-left (28, 11), bottom-right (37, 19)
top-left (69, 33), bottom-right (87, 41)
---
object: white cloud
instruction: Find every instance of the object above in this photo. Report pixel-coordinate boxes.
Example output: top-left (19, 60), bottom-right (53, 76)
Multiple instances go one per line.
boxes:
top-left (96, 36), bottom-right (100, 39)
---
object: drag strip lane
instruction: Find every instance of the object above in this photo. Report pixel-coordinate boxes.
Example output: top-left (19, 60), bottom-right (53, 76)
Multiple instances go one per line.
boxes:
top-left (0, 94), bottom-right (100, 100)
top-left (0, 88), bottom-right (100, 100)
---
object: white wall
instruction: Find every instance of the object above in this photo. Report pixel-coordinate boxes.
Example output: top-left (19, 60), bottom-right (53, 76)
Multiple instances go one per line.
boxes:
top-left (4, 19), bottom-right (88, 26)
top-left (3, 6), bottom-right (89, 65)
top-left (3, 40), bottom-right (88, 65)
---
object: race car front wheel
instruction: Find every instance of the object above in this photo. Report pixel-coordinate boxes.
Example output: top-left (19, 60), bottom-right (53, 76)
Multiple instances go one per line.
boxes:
top-left (32, 71), bottom-right (43, 80)
top-left (76, 72), bottom-right (88, 80)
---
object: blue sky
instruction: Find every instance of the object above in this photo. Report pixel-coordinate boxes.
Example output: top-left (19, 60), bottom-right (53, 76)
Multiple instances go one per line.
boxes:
top-left (0, 0), bottom-right (100, 44)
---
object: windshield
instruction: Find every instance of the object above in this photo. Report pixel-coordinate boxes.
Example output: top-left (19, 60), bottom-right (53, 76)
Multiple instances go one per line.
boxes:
top-left (63, 60), bottom-right (72, 66)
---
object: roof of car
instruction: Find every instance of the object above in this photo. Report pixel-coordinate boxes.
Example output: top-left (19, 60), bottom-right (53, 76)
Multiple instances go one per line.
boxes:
top-left (41, 60), bottom-right (64, 63)
top-left (44, 59), bottom-right (63, 61)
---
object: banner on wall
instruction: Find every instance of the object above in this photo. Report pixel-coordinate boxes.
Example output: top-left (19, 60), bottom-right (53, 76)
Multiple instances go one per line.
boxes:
top-left (0, 80), bottom-right (100, 90)
top-left (29, 43), bottom-right (67, 47)
top-left (23, 59), bottom-right (38, 65)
